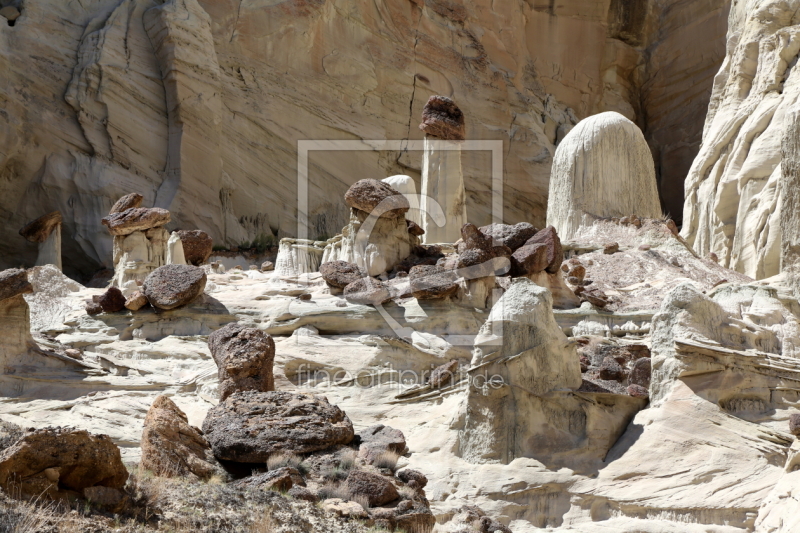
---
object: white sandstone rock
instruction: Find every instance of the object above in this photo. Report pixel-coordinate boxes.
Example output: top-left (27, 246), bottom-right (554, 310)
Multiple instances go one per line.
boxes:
top-left (275, 238), bottom-right (326, 277)
top-left (547, 111), bottom-right (662, 241)
top-left (420, 138), bottom-right (466, 244)
top-left (166, 231), bottom-right (186, 265)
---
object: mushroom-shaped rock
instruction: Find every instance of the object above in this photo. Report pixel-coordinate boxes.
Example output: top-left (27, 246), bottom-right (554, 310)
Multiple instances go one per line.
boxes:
top-left (201, 391), bottom-right (354, 462)
top-left (478, 222), bottom-right (538, 252)
top-left (547, 111), bottom-right (662, 240)
top-left (19, 211), bottom-right (62, 243)
top-left (344, 179), bottom-right (409, 219)
top-left (175, 230), bottom-right (213, 265)
top-left (0, 268), bottom-right (33, 302)
top-left (409, 265), bottom-right (458, 299)
top-left (141, 396), bottom-right (219, 481)
top-left (357, 425), bottom-right (407, 464)
top-left (142, 264), bottom-right (206, 310)
top-left (524, 226), bottom-right (563, 274)
top-left (109, 193), bottom-right (143, 214)
top-left (0, 427), bottom-right (128, 499)
top-left (320, 260), bottom-right (364, 289)
top-left (208, 323), bottom-right (275, 400)
top-left (102, 207), bottom-right (171, 236)
top-left (419, 95), bottom-right (465, 141)
top-left (345, 469), bottom-right (400, 507)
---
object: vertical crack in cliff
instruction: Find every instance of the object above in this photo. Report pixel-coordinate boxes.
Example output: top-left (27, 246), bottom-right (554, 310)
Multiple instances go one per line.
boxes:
top-left (396, 7), bottom-right (423, 169)
top-left (230, 0), bottom-right (243, 43)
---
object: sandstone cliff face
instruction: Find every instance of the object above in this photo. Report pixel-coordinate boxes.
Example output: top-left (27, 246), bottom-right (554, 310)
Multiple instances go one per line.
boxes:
top-left (0, 0), bottom-right (727, 280)
top-left (681, 0), bottom-right (800, 280)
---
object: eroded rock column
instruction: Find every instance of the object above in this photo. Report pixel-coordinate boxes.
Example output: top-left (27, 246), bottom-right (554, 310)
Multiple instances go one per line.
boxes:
top-left (19, 211), bottom-right (62, 270)
top-left (419, 96), bottom-right (467, 244)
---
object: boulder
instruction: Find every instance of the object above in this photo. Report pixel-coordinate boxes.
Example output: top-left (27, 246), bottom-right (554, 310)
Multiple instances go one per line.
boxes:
top-left (321, 498), bottom-right (369, 519)
top-left (419, 95), bottom-right (465, 141)
top-left (0, 427), bottom-right (128, 498)
top-left (85, 301), bottom-right (103, 315)
top-left (429, 360), bottom-right (458, 388)
top-left (101, 207), bottom-right (171, 236)
top-left (628, 357), bottom-right (651, 388)
top-left (234, 467), bottom-right (305, 492)
top-left (142, 264), bottom-right (206, 310)
top-left (208, 323), bottom-right (275, 401)
top-left (0, 269), bottom-right (32, 302)
top-left (320, 260), bottom-right (364, 289)
top-left (344, 179), bottom-right (409, 219)
top-left (288, 486), bottom-right (318, 502)
top-left (409, 265), bottom-right (458, 299)
top-left (175, 230), bottom-right (213, 265)
top-left (565, 263), bottom-right (586, 283)
top-left (406, 220), bottom-right (425, 236)
top-left (345, 469), bottom-right (400, 507)
top-left (478, 222), bottom-right (538, 251)
top-left (357, 425), bottom-right (406, 464)
top-left (0, 6), bottom-right (20, 21)
top-left (599, 356), bottom-right (625, 381)
top-left (140, 396), bottom-right (218, 481)
top-left (461, 223), bottom-right (493, 252)
top-left (581, 288), bottom-right (610, 308)
top-left (524, 226), bottom-right (563, 274)
top-left (202, 391), bottom-right (354, 462)
top-left (789, 414), bottom-right (800, 437)
top-left (109, 193), bottom-right (143, 214)
top-left (343, 277), bottom-right (391, 305)
top-left (627, 384), bottom-right (649, 399)
top-left (603, 242), bottom-right (620, 254)
top-left (261, 261), bottom-right (274, 272)
top-left (509, 242), bottom-right (548, 277)
top-left (98, 286), bottom-right (126, 313)
top-left (19, 211), bottom-right (62, 243)
top-left (124, 291), bottom-right (148, 311)
top-left (396, 469), bottom-right (427, 489)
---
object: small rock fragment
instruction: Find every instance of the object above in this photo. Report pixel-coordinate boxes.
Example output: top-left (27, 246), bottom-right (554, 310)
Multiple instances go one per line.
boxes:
top-left (599, 356), bottom-right (624, 381)
top-left (627, 384), bottom-right (649, 399)
top-left (320, 260), bottom-right (364, 289)
top-left (603, 242), bottom-right (619, 254)
top-left (124, 291), bottom-right (148, 311)
top-left (109, 193), bottom-right (143, 214)
top-left (628, 357), bottom-right (651, 388)
top-left (396, 469), bottom-right (427, 489)
top-left (261, 261), bottom-right (274, 272)
top-left (429, 360), bottom-right (458, 388)
top-left (98, 287), bottom-right (126, 313)
top-left (409, 265), bottom-right (458, 299)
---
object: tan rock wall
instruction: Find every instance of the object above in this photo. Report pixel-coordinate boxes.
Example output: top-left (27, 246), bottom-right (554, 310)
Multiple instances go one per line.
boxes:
top-left (0, 0), bottom-right (728, 280)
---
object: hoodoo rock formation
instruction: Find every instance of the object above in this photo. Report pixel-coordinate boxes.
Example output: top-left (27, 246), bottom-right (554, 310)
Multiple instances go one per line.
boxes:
top-left (19, 211), bottom-right (63, 271)
top-left (547, 112), bottom-right (663, 241)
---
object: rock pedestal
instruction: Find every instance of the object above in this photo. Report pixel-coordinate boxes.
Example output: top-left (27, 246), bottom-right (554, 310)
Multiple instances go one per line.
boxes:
top-left (19, 211), bottom-right (62, 271)
top-left (0, 269), bottom-right (34, 369)
top-left (547, 112), bottom-right (661, 241)
top-left (419, 96), bottom-right (467, 244)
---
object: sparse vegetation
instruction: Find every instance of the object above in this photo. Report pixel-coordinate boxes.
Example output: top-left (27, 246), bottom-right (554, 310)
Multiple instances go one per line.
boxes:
top-left (372, 450), bottom-right (400, 471)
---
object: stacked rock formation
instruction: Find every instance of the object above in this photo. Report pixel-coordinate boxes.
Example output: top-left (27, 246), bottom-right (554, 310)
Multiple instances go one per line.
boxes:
top-left (321, 179), bottom-right (417, 277)
top-left (19, 211), bottom-right (62, 270)
top-left (103, 193), bottom-right (184, 288)
top-left (419, 96), bottom-right (467, 244)
top-left (0, 268), bottom-right (34, 368)
top-left (547, 112), bottom-right (662, 241)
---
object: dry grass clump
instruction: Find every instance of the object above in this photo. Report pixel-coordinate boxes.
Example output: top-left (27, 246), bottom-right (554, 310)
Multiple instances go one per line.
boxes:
top-left (267, 452), bottom-right (309, 475)
top-left (337, 449), bottom-right (357, 471)
top-left (316, 482), bottom-right (350, 501)
top-left (372, 450), bottom-right (400, 471)
top-left (350, 494), bottom-right (371, 511)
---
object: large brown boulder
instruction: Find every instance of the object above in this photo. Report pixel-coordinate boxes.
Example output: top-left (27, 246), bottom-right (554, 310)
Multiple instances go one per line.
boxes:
top-left (0, 268), bottom-right (32, 302)
top-left (176, 230), bottom-right (213, 266)
top-left (142, 264), bottom-right (206, 310)
top-left (208, 323), bottom-right (275, 401)
top-left (98, 286), bottom-right (126, 313)
top-left (202, 391), bottom-right (354, 463)
top-left (789, 413), bottom-right (800, 437)
top-left (343, 277), bottom-right (391, 305)
top-left (357, 425), bottom-right (407, 464)
top-left (19, 211), bottom-right (62, 243)
top-left (320, 260), bottom-right (364, 289)
top-left (628, 357), bottom-right (651, 388)
top-left (140, 396), bottom-right (219, 481)
top-left (478, 222), bottom-right (538, 251)
top-left (109, 193), bottom-right (143, 214)
top-left (409, 265), bottom-right (458, 299)
top-left (0, 427), bottom-right (128, 499)
top-left (524, 226), bottom-right (563, 274)
top-left (345, 470), bottom-right (399, 507)
top-left (509, 242), bottom-right (549, 277)
top-left (101, 207), bottom-right (171, 236)
top-left (344, 179), bottom-right (409, 219)
top-left (419, 95), bottom-right (465, 141)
